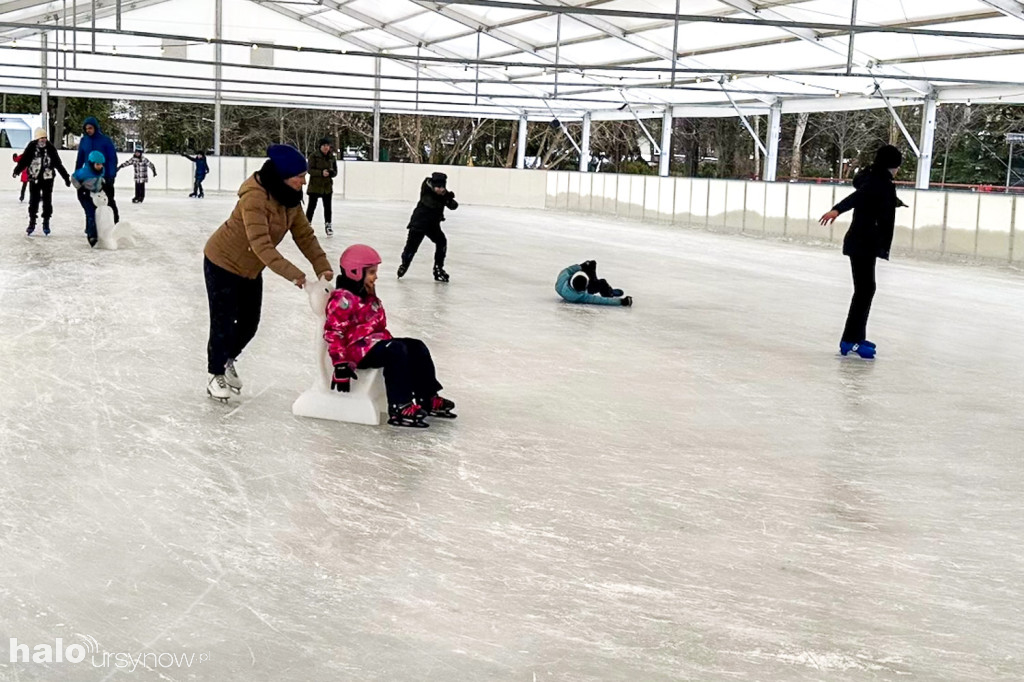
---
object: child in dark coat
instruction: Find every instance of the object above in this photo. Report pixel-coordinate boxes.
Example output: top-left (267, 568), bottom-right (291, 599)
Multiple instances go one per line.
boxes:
top-left (397, 172), bottom-right (458, 282)
top-left (71, 151), bottom-right (107, 247)
top-left (181, 152), bottom-right (209, 198)
top-left (820, 144), bottom-right (904, 359)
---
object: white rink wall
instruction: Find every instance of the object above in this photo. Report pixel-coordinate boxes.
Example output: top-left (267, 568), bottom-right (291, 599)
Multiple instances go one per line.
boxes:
top-left (4, 147), bottom-right (1022, 262)
top-left (546, 171), bottom-right (1024, 264)
top-left (2, 149), bottom-right (547, 209)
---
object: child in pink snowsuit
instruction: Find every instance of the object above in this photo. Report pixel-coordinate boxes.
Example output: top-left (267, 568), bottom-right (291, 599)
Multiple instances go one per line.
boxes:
top-left (323, 244), bottom-right (456, 428)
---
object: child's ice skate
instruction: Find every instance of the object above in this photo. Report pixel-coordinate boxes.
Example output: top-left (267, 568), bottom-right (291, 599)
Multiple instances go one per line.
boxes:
top-left (433, 265), bottom-right (450, 282)
top-left (42, 219), bottom-right (50, 236)
top-left (424, 395), bottom-right (456, 419)
top-left (839, 341), bottom-right (875, 359)
top-left (388, 401), bottom-right (429, 428)
top-left (224, 359), bottom-right (242, 393)
top-left (207, 375), bottom-right (232, 402)
top-left (397, 262), bottom-right (409, 279)
top-left (25, 219), bottom-right (35, 236)
top-left (324, 222), bottom-right (333, 237)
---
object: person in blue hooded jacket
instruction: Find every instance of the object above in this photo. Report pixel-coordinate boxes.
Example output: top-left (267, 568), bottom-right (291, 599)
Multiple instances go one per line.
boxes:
top-left (71, 151), bottom-right (106, 247)
top-left (75, 116), bottom-right (119, 224)
top-left (556, 260), bottom-right (632, 307)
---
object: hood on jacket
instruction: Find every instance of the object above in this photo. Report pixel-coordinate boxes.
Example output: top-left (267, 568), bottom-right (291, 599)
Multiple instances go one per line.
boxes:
top-left (83, 116), bottom-right (102, 136)
top-left (851, 165), bottom-right (892, 190)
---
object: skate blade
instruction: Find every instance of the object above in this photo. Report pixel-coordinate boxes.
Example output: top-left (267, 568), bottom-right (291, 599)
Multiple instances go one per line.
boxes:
top-left (206, 389), bottom-right (231, 403)
top-left (427, 411), bottom-right (457, 419)
top-left (388, 419), bottom-right (430, 428)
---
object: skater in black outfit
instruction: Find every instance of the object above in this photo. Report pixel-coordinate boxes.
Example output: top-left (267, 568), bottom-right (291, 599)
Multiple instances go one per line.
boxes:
top-left (13, 128), bottom-right (72, 236)
top-left (306, 137), bottom-right (337, 236)
top-left (820, 144), bottom-right (904, 359)
top-left (398, 171), bottom-right (458, 282)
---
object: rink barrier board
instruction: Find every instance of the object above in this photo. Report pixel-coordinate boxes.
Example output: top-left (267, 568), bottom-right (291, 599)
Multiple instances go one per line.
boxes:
top-left (2, 149), bottom-right (1020, 263)
top-left (543, 169), bottom-right (1023, 264)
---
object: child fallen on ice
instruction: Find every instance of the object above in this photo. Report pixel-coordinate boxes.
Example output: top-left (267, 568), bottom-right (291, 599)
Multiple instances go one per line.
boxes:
top-left (324, 244), bottom-right (457, 428)
top-left (555, 260), bottom-right (632, 307)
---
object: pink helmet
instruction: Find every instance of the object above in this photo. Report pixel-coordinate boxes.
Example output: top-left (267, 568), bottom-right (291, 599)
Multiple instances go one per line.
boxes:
top-left (339, 244), bottom-right (382, 280)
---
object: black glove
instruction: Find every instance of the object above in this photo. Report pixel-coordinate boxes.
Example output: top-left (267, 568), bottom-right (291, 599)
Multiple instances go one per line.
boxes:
top-left (580, 260), bottom-right (598, 277)
top-left (331, 364), bottom-right (357, 392)
top-left (621, 296), bottom-right (633, 307)
top-left (65, 178), bottom-right (71, 187)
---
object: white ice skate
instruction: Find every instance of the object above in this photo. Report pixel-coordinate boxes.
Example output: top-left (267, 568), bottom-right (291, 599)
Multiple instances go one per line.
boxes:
top-left (224, 358), bottom-right (242, 393)
top-left (291, 277), bottom-right (387, 425)
top-left (93, 192), bottom-right (135, 250)
top-left (207, 374), bottom-right (232, 402)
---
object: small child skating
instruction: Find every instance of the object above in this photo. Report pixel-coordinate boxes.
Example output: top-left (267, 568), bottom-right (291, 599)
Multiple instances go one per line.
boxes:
top-left (13, 128), bottom-right (72, 236)
top-left (556, 260), bottom-right (632, 307)
top-left (181, 151), bottom-right (209, 198)
top-left (118, 148), bottom-right (157, 203)
top-left (71, 151), bottom-right (106, 247)
top-left (325, 244), bottom-right (456, 428)
top-left (13, 153), bottom-right (28, 202)
top-left (398, 172), bottom-right (458, 282)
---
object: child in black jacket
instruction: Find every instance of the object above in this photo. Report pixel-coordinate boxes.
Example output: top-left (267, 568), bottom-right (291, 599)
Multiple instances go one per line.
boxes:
top-left (398, 172), bottom-right (458, 282)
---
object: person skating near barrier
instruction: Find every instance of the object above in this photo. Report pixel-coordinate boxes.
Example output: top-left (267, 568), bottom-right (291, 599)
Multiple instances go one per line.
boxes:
top-left (306, 137), bottom-right (338, 237)
top-left (118, 148), bottom-right (157, 203)
top-left (13, 153), bottom-right (28, 202)
top-left (556, 260), bottom-right (632, 307)
top-left (397, 171), bottom-right (458, 282)
top-left (75, 116), bottom-right (119, 224)
top-left (819, 144), bottom-right (905, 359)
top-left (325, 244), bottom-right (456, 428)
top-left (13, 128), bottom-right (71, 236)
top-left (202, 144), bottom-right (334, 402)
top-left (181, 151), bottom-right (209, 198)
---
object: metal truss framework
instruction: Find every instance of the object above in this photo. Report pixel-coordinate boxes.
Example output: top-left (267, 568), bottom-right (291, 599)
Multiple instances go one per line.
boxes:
top-left (2, 0), bottom-right (1024, 187)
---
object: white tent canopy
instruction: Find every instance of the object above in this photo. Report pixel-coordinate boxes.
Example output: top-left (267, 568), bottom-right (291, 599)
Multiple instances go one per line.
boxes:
top-left (2, 0), bottom-right (1024, 183)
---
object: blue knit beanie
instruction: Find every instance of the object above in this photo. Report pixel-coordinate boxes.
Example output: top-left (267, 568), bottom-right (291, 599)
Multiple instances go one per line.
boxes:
top-left (266, 144), bottom-right (307, 179)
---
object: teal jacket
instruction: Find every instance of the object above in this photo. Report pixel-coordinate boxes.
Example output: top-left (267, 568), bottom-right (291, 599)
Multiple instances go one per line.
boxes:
top-left (556, 264), bottom-right (621, 306)
top-left (72, 164), bottom-right (105, 193)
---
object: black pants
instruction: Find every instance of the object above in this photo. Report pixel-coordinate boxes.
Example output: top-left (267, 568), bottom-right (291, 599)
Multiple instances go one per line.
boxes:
top-left (401, 226), bottom-right (447, 268)
top-left (359, 338), bottom-right (442, 407)
top-left (192, 179), bottom-right (205, 198)
top-left (77, 189), bottom-right (98, 240)
top-left (19, 181), bottom-right (27, 201)
top-left (842, 255), bottom-right (877, 343)
top-left (102, 182), bottom-right (119, 224)
top-left (27, 179), bottom-right (54, 221)
top-left (306, 193), bottom-right (332, 224)
top-left (134, 182), bottom-right (146, 202)
top-left (204, 257), bottom-right (263, 375)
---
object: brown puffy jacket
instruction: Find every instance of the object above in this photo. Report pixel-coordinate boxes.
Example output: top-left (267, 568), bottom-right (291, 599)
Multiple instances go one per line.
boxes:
top-left (204, 174), bottom-right (331, 281)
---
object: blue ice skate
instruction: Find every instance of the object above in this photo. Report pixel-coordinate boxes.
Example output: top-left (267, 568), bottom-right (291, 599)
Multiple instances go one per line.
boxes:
top-left (839, 341), bottom-right (875, 359)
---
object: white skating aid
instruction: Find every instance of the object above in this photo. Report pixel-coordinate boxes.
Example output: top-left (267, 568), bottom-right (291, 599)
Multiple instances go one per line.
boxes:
top-left (93, 191), bottom-right (135, 250)
top-left (291, 277), bottom-right (387, 426)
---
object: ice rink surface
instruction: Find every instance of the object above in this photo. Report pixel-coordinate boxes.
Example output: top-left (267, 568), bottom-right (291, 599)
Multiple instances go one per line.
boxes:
top-left (2, 188), bottom-right (1024, 681)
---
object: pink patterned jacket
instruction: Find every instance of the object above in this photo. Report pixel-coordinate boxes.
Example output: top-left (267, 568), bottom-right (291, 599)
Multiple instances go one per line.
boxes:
top-left (323, 289), bottom-right (393, 368)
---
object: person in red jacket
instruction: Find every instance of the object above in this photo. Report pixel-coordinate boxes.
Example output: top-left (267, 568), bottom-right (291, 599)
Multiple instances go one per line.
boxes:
top-left (323, 244), bottom-right (456, 428)
top-left (12, 153), bottom-right (28, 202)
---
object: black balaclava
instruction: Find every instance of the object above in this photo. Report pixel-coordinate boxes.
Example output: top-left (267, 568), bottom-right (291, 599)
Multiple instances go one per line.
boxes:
top-left (257, 159), bottom-right (303, 209)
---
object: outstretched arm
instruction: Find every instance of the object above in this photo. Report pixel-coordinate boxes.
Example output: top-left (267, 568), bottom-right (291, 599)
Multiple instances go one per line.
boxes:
top-left (445, 191), bottom-right (458, 210)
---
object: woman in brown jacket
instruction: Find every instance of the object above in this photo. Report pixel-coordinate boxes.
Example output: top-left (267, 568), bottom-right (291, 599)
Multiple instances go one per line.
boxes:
top-left (203, 144), bottom-right (334, 401)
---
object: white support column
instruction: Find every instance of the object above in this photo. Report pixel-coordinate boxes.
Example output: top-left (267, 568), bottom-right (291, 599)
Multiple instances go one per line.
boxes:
top-left (764, 99), bottom-right (782, 182)
top-left (579, 112), bottom-right (592, 172)
top-left (916, 96), bottom-right (937, 190)
top-left (516, 114), bottom-right (527, 169)
top-left (658, 107), bottom-right (672, 177)
top-left (40, 31), bottom-right (48, 131)
top-left (372, 55), bottom-right (381, 163)
top-left (213, 0), bottom-right (222, 157)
